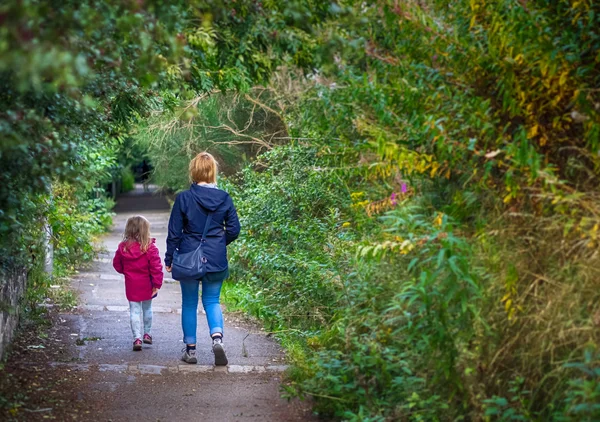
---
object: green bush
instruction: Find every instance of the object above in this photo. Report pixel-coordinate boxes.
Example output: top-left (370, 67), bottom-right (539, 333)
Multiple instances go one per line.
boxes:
top-left (49, 183), bottom-right (114, 276)
top-left (226, 146), bottom-right (352, 332)
top-left (224, 147), bottom-right (483, 419)
top-left (121, 167), bottom-right (135, 193)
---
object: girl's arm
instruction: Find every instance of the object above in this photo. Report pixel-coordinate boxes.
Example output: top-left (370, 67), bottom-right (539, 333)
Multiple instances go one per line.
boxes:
top-left (112, 247), bottom-right (124, 274)
top-left (165, 194), bottom-right (184, 267)
top-left (148, 242), bottom-right (164, 289)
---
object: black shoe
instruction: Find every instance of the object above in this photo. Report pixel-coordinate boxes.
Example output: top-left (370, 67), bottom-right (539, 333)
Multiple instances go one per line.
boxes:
top-left (181, 347), bottom-right (197, 364)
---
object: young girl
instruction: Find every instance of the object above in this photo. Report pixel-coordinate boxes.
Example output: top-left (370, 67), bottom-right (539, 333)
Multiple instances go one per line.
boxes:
top-left (113, 215), bottom-right (163, 351)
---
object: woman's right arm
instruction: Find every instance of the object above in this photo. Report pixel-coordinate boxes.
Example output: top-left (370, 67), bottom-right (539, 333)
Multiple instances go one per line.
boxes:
top-left (165, 194), bottom-right (184, 268)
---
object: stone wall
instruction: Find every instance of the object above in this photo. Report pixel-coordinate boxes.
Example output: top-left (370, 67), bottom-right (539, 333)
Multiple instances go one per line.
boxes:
top-left (0, 269), bottom-right (27, 359)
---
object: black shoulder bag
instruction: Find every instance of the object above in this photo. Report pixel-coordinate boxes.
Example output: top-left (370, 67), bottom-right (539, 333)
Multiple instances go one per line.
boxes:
top-left (171, 211), bottom-right (213, 281)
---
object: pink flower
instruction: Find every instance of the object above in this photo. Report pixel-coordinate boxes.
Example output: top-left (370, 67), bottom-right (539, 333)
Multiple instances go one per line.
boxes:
top-left (390, 192), bottom-right (397, 206)
top-left (401, 183), bottom-right (408, 194)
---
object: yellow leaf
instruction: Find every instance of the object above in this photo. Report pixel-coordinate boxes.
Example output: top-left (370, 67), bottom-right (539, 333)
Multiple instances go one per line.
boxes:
top-left (559, 70), bottom-right (569, 87)
top-left (430, 165), bottom-right (439, 178)
top-left (470, 14), bottom-right (477, 28)
top-left (515, 54), bottom-right (524, 64)
top-left (503, 194), bottom-right (512, 204)
top-left (528, 124), bottom-right (539, 138)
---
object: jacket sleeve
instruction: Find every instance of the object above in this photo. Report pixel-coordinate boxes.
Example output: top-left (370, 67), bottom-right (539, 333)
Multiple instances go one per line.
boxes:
top-left (112, 247), bottom-right (124, 274)
top-left (165, 193), bottom-right (184, 267)
top-left (148, 243), bottom-right (164, 289)
top-left (224, 196), bottom-right (240, 246)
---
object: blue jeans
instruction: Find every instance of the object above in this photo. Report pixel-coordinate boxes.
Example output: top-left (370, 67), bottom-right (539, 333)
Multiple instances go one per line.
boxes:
top-left (129, 300), bottom-right (152, 340)
top-left (180, 269), bottom-right (229, 345)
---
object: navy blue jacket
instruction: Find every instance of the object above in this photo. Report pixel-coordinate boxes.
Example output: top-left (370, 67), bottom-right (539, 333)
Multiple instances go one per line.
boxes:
top-left (165, 184), bottom-right (240, 273)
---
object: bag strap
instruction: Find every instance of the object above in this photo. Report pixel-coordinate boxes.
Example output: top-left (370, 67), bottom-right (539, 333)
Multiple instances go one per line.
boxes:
top-left (201, 211), bottom-right (213, 241)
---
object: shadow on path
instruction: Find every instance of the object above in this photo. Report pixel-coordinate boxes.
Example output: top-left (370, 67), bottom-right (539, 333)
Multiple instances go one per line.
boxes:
top-left (112, 184), bottom-right (171, 213)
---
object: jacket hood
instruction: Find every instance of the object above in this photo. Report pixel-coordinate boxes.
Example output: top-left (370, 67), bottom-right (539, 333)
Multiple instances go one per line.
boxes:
top-left (118, 238), bottom-right (156, 259)
top-left (189, 184), bottom-right (229, 211)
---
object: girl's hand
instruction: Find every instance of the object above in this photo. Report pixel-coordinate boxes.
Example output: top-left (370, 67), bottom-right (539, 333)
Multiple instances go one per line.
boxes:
top-left (166, 266), bottom-right (172, 273)
top-left (152, 287), bottom-right (158, 296)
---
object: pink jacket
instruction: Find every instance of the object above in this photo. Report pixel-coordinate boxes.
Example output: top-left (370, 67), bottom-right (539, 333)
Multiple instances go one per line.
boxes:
top-left (113, 238), bottom-right (163, 302)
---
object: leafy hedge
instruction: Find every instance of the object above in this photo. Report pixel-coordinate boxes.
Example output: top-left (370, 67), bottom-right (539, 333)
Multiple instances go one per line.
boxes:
top-left (223, 1), bottom-right (600, 419)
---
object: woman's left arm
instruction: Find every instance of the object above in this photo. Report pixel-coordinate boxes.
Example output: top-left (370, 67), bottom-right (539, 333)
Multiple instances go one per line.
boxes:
top-left (165, 194), bottom-right (184, 267)
top-left (148, 242), bottom-right (164, 289)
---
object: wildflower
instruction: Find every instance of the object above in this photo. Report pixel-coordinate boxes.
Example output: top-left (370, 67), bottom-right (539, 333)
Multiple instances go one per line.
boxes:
top-left (401, 183), bottom-right (408, 194)
top-left (390, 192), bottom-right (397, 206)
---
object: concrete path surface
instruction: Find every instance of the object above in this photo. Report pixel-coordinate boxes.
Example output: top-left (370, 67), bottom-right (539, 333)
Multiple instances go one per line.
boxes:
top-left (56, 185), bottom-right (315, 421)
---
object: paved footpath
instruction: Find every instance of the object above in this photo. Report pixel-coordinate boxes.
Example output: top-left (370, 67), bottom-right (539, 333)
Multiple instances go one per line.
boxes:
top-left (54, 186), bottom-right (315, 421)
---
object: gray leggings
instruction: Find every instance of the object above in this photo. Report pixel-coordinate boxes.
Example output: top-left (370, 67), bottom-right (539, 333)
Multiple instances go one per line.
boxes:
top-left (129, 300), bottom-right (152, 340)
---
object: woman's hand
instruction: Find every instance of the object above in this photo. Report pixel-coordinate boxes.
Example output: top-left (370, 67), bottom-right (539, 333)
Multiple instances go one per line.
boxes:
top-left (166, 266), bottom-right (172, 273)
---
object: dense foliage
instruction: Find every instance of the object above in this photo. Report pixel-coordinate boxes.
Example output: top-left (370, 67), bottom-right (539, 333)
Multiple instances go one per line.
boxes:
top-left (0, 0), bottom-right (327, 270)
top-left (2, 0), bottom-right (600, 420)
top-left (223, 1), bottom-right (600, 419)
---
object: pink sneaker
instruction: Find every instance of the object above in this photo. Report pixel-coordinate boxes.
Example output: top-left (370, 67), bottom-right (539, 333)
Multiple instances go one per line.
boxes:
top-left (133, 339), bottom-right (142, 351)
top-left (143, 334), bottom-right (152, 345)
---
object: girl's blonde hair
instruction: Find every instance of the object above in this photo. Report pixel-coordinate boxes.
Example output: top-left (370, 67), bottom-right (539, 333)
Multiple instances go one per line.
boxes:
top-left (123, 215), bottom-right (151, 252)
top-left (189, 152), bottom-right (218, 184)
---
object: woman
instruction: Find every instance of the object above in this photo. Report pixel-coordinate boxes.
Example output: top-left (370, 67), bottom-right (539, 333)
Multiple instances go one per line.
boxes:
top-left (165, 152), bottom-right (240, 365)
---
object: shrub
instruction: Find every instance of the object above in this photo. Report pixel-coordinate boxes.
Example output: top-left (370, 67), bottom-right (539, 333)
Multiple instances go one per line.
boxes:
top-left (120, 167), bottom-right (135, 193)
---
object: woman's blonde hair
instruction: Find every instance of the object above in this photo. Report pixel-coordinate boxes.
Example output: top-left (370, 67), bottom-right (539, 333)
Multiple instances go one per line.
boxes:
top-left (189, 152), bottom-right (218, 184)
top-left (123, 215), bottom-right (151, 253)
